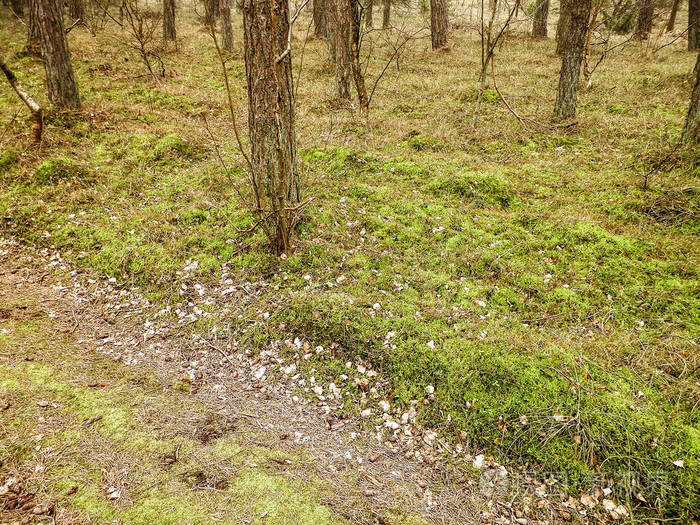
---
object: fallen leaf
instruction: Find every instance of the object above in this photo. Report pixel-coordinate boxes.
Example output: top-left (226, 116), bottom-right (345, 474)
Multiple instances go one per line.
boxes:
top-left (580, 494), bottom-right (597, 507)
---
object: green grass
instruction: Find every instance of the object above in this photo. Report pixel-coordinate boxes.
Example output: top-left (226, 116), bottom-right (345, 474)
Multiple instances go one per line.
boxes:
top-left (1, 4), bottom-right (699, 521)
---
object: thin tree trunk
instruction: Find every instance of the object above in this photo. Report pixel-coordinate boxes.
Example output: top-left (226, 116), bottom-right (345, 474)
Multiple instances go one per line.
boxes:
top-left (313, 0), bottom-right (327, 37)
top-left (690, 0), bottom-right (700, 50)
top-left (382, 0), bottom-right (390, 28)
top-left (430, 0), bottom-right (449, 49)
top-left (582, 0), bottom-right (602, 86)
top-left (553, 0), bottom-right (592, 120)
top-left (163, 0), bottom-right (176, 40)
top-left (242, 0), bottom-right (300, 254)
top-left (205, 0), bottom-right (219, 26)
top-left (366, 0), bottom-right (373, 28)
top-left (635, 0), bottom-right (654, 40)
top-left (26, 0), bottom-right (42, 56)
top-left (10, 0), bottom-right (24, 16)
top-left (556, 0), bottom-right (571, 54)
top-left (666, 0), bottom-right (681, 32)
top-left (0, 61), bottom-right (43, 143)
top-left (36, 0), bottom-right (80, 108)
top-left (67, 0), bottom-right (83, 19)
top-left (328, 0), bottom-right (351, 99)
top-left (348, 0), bottom-right (368, 111)
top-left (682, 52), bottom-right (700, 143)
top-left (532, 0), bottom-right (549, 38)
top-left (219, 0), bottom-right (233, 50)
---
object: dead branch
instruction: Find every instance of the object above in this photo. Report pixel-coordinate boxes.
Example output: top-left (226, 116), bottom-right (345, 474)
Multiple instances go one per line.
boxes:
top-left (0, 60), bottom-right (43, 143)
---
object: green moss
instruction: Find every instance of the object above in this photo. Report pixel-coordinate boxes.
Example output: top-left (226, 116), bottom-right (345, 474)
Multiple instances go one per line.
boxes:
top-left (0, 148), bottom-right (19, 174)
top-left (426, 170), bottom-right (516, 207)
top-left (402, 134), bottom-right (448, 152)
top-left (35, 157), bottom-right (91, 185)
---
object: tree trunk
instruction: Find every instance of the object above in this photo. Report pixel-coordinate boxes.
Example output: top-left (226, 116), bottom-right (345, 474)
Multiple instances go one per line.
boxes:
top-left (242, 0), bottom-right (300, 254)
top-left (553, 0), bottom-right (592, 120)
top-left (219, 0), bottom-right (233, 50)
top-left (26, 0), bottom-right (42, 56)
top-left (382, 0), bottom-right (390, 28)
top-left (532, 0), bottom-right (550, 38)
top-left (666, 0), bottom-right (681, 32)
top-left (366, 0), bottom-right (373, 28)
top-left (635, 0), bottom-right (654, 39)
top-left (10, 0), bottom-right (24, 16)
top-left (690, 0), bottom-right (700, 50)
top-left (556, 0), bottom-right (571, 54)
top-left (348, 0), bottom-right (368, 111)
top-left (36, 0), bottom-right (80, 108)
top-left (682, 52), bottom-right (700, 143)
top-left (313, 0), bottom-right (327, 37)
top-left (430, 0), bottom-right (449, 49)
top-left (205, 0), bottom-right (219, 26)
top-left (163, 0), bottom-right (176, 40)
top-left (67, 0), bottom-right (83, 19)
top-left (328, 0), bottom-right (351, 99)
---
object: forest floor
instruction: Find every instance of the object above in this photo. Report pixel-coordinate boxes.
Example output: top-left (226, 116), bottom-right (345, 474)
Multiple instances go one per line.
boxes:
top-left (1, 4), bottom-right (699, 524)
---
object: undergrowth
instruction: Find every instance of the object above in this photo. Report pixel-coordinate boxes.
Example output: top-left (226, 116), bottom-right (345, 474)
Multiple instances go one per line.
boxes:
top-left (0, 5), bottom-right (698, 521)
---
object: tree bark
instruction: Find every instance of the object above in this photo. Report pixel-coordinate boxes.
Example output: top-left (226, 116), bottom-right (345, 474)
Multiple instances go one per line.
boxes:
top-left (205, 0), bottom-right (219, 26)
top-left (10, 0), bottom-right (24, 16)
top-left (313, 0), bottom-right (327, 37)
top-left (635, 0), bottom-right (654, 39)
top-left (532, 0), bottom-right (550, 38)
top-left (690, 0), bottom-right (700, 50)
top-left (26, 0), bottom-right (42, 56)
top-left (682, 52), bottom-right (700, 143)
top-left (219, 0), bottom-right (233, 50)
top-left (665, 0), bottom-right (681, 32)
top-left (242, 0), bottom-right (300, 254)
top-left (67, 0), bottom-right (83, 20)
top-left (36, 0), bottom-right (80, 108)
top-left (366, 0), bottom-right (373, 28)
top-left (430, 0), bottom-right (449, 49)
top-left (163, 0), bottom-right (176, 40)
top-left (348, 0), bottom-right (368, 111)
top-left (553, 0), bottom-right (592, 120)
top-left (328, 0), bottom-right (351, 99)
top-left (382, 0), bottom-right (390, 28)
top-left (555, 0), bottom-right (571, 54)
